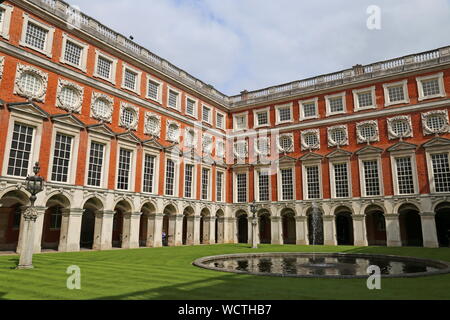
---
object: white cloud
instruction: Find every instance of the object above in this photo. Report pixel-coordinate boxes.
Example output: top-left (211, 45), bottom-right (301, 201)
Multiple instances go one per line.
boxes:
top-left (68, 0), bottom-right (450, 95)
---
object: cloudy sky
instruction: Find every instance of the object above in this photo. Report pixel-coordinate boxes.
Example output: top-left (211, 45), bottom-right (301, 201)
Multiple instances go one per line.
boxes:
top-left (67, 0), bottom-right (450, 96)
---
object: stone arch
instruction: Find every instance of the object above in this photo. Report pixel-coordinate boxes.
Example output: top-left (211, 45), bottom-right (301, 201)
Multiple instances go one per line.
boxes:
top-left (80, 197), bottom-right (104, 249)
top-left (435, 201), bottom-right (450, 247)
top-left (235, 209), bottom-right (248, 244)
top-left (139, 201), bottom-right (157, 247)
top-left (365, 205), bottom-right (387, 246)
top-left (306, 206), bottom-right (324, 245)
top-left (257, 209), bottom-right (271, 244)
top-left (281, 208), bottom-right (296, 244)
top-left (162, 204), bottom-right (177, 246)
top-left (41, 194), bottom-right (71, 250)
top-left (0, 190), bottom-right (30, 251)
top-left (394, 200), bottom-right (422, 214)
top-left (112, 200), bottom-right (133, 248)
top-left (334, 206), bottom-right (354, 245)
top-left (43, 190), bottom-right (73, 207)
top-left (398, 203), bottom-right (423, 247)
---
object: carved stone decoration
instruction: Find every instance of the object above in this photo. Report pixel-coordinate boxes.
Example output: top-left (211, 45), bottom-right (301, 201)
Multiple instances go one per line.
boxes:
top-left (422, 110), bottom-right (449, 136)
top-left (387, 115), bottom-right (413, 140)
top-left (119, 102), bottom-right (139, 130)
top-left (328, 125), bottom-right (349, 147)
top-left (184, 128), bottom-right (197, 148)
top-left (301, 129), bottom-right (320, 151)
top-left (356, 120), bottom-right (380, 144)
top-left (144, 112), bottom-right (161, 138)
top-left (277, 133), bottom-right (294, 153)
top-left (56, 79), bottom-right (84, 113)
top-left (0, 56), bottom-right (4, 80)
top-left (166, 120), bottom-right (180, 142)
top-left (90, 92), bottom-right (113, 123)
top-left (14, 63), bottom-right (48, 102)
top-left (234, 140), bottom-right (248, 159)
top-left (255, 137), bottom-right (270, 156)
top-left (202, 134), bottom-right (213, 154)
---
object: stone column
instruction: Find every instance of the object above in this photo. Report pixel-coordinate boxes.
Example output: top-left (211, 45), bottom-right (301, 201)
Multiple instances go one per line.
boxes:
top-left (385, 214), bottom-right (402, 247)
top-left (186, 216), bottom-right (195, 245)
top-left (420, 212), bottom-right (439, 248)
top-left (146, 213), bottom-right (163, 247)
top-left (217, 217), bottom-right (225, 243)
top-left (224, 217), bottom-right (235, 244)
top-left (93, 210), bottom-right (115, 250)
top-left (193, 215), bottom-right (201, 245)
top-left (201, 217), bottom-right (211, 244)
top-left (270, 216), bottom-right (283, 245)
top-left (295, 216), bottom-right (308, 245)
top-left (174, 214), bottom-right (184, 246)
top-left (121, 212), bottom-right (141, 249)
top-left (17, 207), bottom-right (40, 269)
top-left (352, 215), bottom-right (368, 246)
top-left (207, 217), bottom-right (216, 244)
top-left (17, 206), bottom-right (46, 254)
top-left (58, 208), bottom-right (83, 252)
top-left (323, 215), bottom-right (337, 246)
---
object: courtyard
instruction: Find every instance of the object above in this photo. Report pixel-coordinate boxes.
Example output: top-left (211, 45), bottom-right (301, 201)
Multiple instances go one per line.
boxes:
top-left (0, 244), bottom-right (449, 300)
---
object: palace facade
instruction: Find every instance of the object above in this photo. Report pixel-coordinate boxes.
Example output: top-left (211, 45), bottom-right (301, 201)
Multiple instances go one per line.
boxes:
top-left (0, 0), bottom-right (449, 254)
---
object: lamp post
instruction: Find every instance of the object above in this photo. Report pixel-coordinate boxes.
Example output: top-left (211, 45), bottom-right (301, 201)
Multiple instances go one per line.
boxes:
top-left (250, 201), bottom-right (258, 249)
top-left (17, 162), bottom-right (45, 269)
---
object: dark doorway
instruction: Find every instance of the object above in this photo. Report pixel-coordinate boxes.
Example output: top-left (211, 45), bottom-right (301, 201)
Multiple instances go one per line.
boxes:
top-left (162, 214), bottom-right (169, 246)
top-left (282, 212), bottom-right (296, 244)
top-left (399, 205), bottom-right (423, 247)
top-left (336, 212), bottom-right (354, 245)
top-left (112, 210), bottom-right (124, 248)
top-left (435, 202), bottom-right (450, 247)
top-left (238, 214), bottom-right (248, 244)
top-left (80, 209), bottom-right (95, 249)
top-left (366, 210), bottom-right (387, 246)
top-left (259, 213), bottom-right (271, 244)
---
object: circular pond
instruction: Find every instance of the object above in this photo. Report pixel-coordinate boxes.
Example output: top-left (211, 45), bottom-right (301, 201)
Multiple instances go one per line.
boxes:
top-left (193, 253), bottom-right (450, 279)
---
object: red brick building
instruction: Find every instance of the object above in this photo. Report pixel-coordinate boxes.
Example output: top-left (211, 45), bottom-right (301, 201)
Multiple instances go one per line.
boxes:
top-left (0, 0), bottom-right (449, 253)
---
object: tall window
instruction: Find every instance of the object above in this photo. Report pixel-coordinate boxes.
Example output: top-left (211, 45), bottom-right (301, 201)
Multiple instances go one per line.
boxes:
top-left (235, 115), bottom-right (247, 130)
top-left (165, 159), bottom-right (176, 196)
top-left (357, 91), bottom-right (373, 108)
top-left (143, 154), bottom-right (155, 193)
top-left (64, 40), bottom-right (83, 66)
top-left (7, 123), bottom-right (34, 177)
top-left (334, 163), bottom-right (349, 198)
top-left (281, 168), bottom-right (294, 200)
top-left (431, 153), bottom-right (450, 193)
top-left (123, 69), bottom-right (137, 90)
top-left (303, 102), bottom-right (317, 118)
top-left (306, 166), bottom-right (320, 199)
top-left (168, 90), bottom-right (179, 109)
top-left (87, 142), bottom-right (104, 187)
top-left (25, 22), bottom-right (48, 50)
top-left (96, 56), bottom-right (112, 79)
top-left (202, 106), bottom-right (211, 123)
top-left (395, 157), bottom-right (415, 194)
top-left (50, 207), bottom-right (62, 230)
top-left (216, 171), bottom-right (224, 202)
top-left (147, 80), bottom-right (160, 101)
top-left (256, 111), bottom-right (268, 126)
top-left (51, 133), bottom-right (73, 183)
top-left (278, 106), bottom-right (292, 123)
top-left (236, 173), bottom-right (247, 203)
top-left (117, 149), bottom-right (132, 190)
top-left (422, 78), bottom-right (441, 97)
top-left (184, 164), bottom-right (194, 198)
top-left (363, 160), bottom-right (380, 196)
top-left (186, 98), bottom-right (196, 116)
top-left (258, 171), bottom-right (270, 202)
top-left (329, 96), bottom-right (344, 113)
top-left (201, 168), bottom-right (210, 200)
top-left (216, 113), bottom-right (225, 129)
top-left (388, 85), bottom-right (405, 103)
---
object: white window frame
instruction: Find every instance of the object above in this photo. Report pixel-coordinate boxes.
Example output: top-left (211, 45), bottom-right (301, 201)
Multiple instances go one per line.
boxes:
top-left (425, 148), bottom-right (450, 194)
top-left (145, 75), bottom-right (163, 104)
top-left (275, 103), bottom-right (294, 125)
top-left (185, 96), bottom-right (198, 118)
top-left (216, 169), bottom-right (226, 203)
top-left (19, 13), bottom-right (55, 57)
top-left (84, 134), bottom-right (111, 189)
top-left (416, 72), bottom-right (446, 101)
top-left (329, 159), bottom-right (352, 199)
top-left (383, 80), bottom-right (409, 106)
top-left (167, 87), bottom-right (181, 111)
top-left (325, 92), bottom-right (346, 117)
top-left (299, 98), bottom-right (319, 121)
top-left (353, 86), bottom-right (376, 111)
top-left (0, 3), bottom-right (14, 40)
top-left (2, 113), bottom-right (43, 178)
top-left (277, 133), bottom-right (294, 153)
top-left (60, 33), bottom-right (88, 72)
top-left (254, 167), bottom-right (272, 202)
top-left (115, 141), bottom-right (137, 192)
top-left (215, 110), bottom-right (226, 130)
top-left (233, 111), bottom-right (248, 131)
top-left (254, 136), bottom-right (271, 156)
top-left (202, 104), bottom-right (212, 125)
top-left (253, 107), bottom-right (270, 128)
top-left (141, 149), bottom-right (160, 195)
top-left (93, 50), bottom-right (118, 84)
top-left (302, 161), bottom-right (323, 200)
top-left (121, 64), bottom-right (142, 94)
top-left (277, 165), bottom-right (296, 201)
top-left (164, 155), bottom-right (180, 197)
top-left (201, 165), bottom-right (212, 201)
top-left (233, 170), bottom-right (249, 203)
top-left (183, 160), bottom-right (197, 199)
top-left (358, 154), bottom-right (384, 197)
top-left (390, 150), bottom-right (419, 196)
top-left (48, 124), bottom-right (80, 185)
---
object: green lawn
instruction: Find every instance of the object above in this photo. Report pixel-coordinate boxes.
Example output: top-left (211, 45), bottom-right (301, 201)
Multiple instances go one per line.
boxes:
top-left (0, 244), bottom-right (449, 300)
